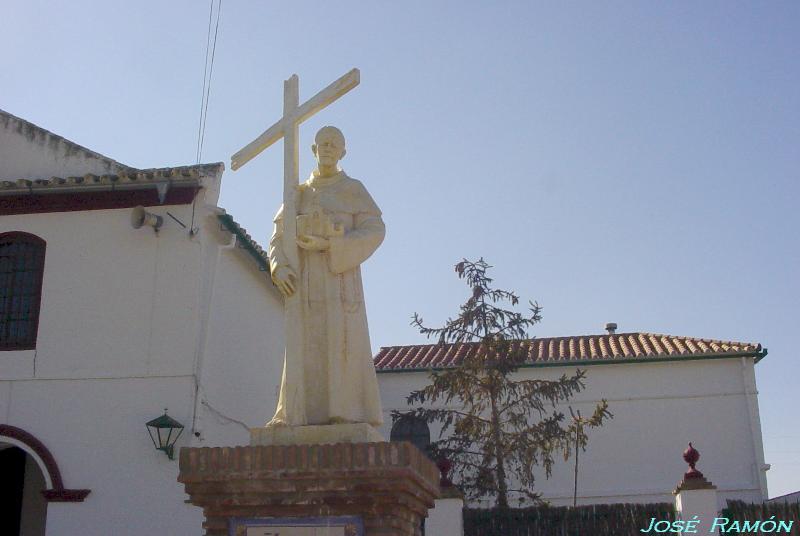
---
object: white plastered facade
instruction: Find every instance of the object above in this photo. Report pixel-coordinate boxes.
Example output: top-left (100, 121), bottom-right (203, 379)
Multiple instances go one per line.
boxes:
top-left (378, 357), bottom-right (769, 509)
top-left (0, 112), bottom-right (286, 535)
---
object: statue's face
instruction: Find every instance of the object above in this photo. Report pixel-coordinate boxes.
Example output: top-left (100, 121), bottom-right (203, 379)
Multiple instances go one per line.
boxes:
top-left (313, 133), bottom-right (345, 168)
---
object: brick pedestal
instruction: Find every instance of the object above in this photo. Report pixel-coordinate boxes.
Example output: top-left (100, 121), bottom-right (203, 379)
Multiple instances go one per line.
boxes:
top-left (178, 442), bottom-right (441, 536)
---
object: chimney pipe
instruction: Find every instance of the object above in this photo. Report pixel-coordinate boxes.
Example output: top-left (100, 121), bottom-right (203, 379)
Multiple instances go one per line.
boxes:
top-left (605, 322), bottom-right (617, 335)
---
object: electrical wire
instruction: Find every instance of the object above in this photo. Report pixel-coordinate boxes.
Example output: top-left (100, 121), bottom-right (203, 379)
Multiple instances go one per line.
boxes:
top-left (195, 0), bottom-right (214, 163)
top-left (195, 0), bottom-right (223, 164)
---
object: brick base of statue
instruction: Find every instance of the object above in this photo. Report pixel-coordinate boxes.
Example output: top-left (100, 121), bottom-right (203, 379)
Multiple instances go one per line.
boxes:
top-left (178, 441), bottom-right (441, 536)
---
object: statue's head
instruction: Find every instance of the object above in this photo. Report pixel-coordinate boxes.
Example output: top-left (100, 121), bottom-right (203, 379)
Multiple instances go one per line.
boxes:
top-left (312, 126), bottom-right (346, 169)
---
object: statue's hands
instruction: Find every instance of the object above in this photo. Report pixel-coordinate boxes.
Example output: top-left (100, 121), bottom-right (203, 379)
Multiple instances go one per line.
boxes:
top-left (324, 220), bottom-right (344, 238)
top-left (272, 266), bottom-right (297, 297)
top-left (296, 234), bottom-right (330, 251)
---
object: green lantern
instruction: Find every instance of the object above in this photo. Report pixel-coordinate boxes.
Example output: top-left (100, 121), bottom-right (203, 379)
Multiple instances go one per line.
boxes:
top-left (146, 409), bottom-right (184, 460)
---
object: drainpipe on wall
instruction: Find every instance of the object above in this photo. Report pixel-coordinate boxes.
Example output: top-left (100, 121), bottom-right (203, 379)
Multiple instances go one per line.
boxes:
top-left (190, 217), bottom-right (237, 441)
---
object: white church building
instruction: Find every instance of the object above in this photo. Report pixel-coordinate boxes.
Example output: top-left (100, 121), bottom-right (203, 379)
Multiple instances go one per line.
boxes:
top-left (0, 109), bottom-right (770, 535)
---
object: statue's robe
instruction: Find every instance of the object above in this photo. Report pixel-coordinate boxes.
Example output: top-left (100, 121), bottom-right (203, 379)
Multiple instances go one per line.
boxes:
top-left (268, 170), bottom-right (384, 427)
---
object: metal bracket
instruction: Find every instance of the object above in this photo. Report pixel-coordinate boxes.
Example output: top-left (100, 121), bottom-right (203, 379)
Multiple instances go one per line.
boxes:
top-left (155, 182), bottom-right (170, 204)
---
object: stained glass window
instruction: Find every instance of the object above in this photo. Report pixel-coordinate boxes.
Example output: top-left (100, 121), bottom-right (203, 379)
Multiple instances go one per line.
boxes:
top-left (0, 233), bottom-right (46, 350)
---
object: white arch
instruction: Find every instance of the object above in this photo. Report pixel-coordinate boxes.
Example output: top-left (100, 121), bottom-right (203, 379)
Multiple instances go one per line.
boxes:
top-left (0, 436), bottom-right (54, 489)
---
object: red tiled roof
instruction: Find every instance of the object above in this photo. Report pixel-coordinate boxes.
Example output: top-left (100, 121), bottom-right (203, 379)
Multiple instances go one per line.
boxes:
top-left (373, 333), bottom-right (764, 371)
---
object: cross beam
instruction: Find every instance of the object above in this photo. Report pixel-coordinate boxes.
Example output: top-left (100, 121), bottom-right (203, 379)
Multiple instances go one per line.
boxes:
top-left (230, 68), bottom-right (360, 171)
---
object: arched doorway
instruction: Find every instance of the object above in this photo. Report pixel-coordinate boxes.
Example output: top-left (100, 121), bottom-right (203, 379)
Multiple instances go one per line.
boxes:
top-left (0, 444), bottom-right (47, 536)
top-left (0, 425), bottom-right (91, 536)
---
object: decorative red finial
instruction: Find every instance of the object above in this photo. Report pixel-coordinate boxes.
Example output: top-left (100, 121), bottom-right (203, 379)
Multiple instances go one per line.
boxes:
top-left (682, 442), bottom-right (704, 480)
top-left (436, 457), bottom-right (453, 487)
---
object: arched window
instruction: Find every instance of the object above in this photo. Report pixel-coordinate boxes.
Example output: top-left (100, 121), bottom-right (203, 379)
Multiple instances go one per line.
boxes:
top-left (0, 232), bottom-right (46, 350)
top-left (390, 415), bottom-right (431, 454)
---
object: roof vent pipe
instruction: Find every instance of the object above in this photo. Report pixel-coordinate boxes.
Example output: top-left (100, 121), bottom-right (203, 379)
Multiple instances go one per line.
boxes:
top-left (605, 322), bottom-right (617, 335)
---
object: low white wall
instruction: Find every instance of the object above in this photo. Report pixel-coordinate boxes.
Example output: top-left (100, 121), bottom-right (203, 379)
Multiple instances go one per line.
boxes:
top-left (426, 497), bottom-right (464, 536)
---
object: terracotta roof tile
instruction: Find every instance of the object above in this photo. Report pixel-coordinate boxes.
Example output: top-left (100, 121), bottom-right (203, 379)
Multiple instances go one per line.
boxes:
top-left (0, 163), bottom-right (223, 195)
top-left (374, 333), bottom-right (764, 371)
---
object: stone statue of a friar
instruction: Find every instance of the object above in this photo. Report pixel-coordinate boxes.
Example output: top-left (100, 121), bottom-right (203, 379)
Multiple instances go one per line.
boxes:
top-left (268, 126), bottom-right (384, 429)
top-left (231, 70), bottom-right (385, 443)
top-left (190, 73), bottom-right (440, 535)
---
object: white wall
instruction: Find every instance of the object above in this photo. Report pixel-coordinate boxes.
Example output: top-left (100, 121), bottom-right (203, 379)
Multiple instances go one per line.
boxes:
top-left (193, 224), bottom-right (285, 447)
top-left (0, 120), bottom-right (288, 534)
top-left (1, 192), bottom-right (285, 535)
top-left (378, 358), bottom-right (768, 508)
top-left (3, 375), bottom-right (200, 534)
top-left (1, 204), bottom-right (202, 380)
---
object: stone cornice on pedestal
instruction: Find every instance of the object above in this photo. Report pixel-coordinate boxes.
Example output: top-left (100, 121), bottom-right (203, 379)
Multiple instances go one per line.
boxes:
top-left (440, 485), bottom-right (465, 500)
top-left (179, 441), bottom-right (441, 536)
top-left (250, 422), bottom-right (385, 446)
top-left (674, 475), bottom-right (717, 494)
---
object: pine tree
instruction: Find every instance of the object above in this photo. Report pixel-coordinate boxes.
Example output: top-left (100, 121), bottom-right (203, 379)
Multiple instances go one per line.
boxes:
top-left (394, 259), bottom-right (611, 508)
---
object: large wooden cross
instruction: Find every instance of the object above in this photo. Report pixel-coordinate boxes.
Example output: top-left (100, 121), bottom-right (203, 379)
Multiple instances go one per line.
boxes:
top-left (230, 69), bottom-right (360, 423)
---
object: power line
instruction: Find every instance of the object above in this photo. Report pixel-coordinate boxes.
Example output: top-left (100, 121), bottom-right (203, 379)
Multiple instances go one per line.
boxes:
top-left (195, 0), bottom-right (214, 164)
top-left (195, 0), bottom-right (223, 164)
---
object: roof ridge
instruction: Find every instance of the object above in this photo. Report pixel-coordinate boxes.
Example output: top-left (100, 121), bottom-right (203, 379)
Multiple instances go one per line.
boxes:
top-left (375, 332), bottom-right (765, 371)
top-left (0, 108), bottom-right (133, 171)
top-left (133, 163), bottom-right (225, 174)
top-left (380, 332), bottom-right (759, 347)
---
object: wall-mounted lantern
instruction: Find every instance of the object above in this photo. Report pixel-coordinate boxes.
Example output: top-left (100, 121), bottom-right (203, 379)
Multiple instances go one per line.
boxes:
top-left (146, 409), bottom-right (184, 460)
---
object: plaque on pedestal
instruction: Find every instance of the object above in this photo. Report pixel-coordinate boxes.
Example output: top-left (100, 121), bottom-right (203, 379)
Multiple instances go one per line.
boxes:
top-left (230, 516), bottom-right (363, 536)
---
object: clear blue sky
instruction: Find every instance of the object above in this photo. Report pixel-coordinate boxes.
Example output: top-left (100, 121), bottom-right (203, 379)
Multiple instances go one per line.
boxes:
top-left (3, 1), bottom-right (798, 497)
